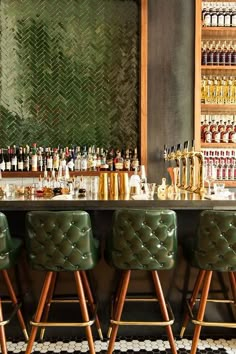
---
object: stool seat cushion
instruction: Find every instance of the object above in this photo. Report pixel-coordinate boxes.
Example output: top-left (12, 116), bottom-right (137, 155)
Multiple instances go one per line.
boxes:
top-left (0, 212), bottom-right (22, 269)
top-left (25, 211), bottom-right (99, 271)
top-left (183, 210), bottom-right (236, 272)
top-left (105, 209), bottom-right (177, 270)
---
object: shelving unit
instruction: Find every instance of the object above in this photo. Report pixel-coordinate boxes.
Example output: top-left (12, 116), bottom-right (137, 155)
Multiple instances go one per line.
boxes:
top-left (195, 0), bottom-right (236, 186)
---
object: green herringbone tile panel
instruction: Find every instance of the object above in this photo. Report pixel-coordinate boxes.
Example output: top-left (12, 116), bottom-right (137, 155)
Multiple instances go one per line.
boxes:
top-left (0, 0), bottom-right (140, 149)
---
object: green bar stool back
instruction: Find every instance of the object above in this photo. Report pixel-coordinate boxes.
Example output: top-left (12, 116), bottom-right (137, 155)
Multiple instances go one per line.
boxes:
top-left (24, 211), bottom-right (102, 354)
top-left (105, 209), bottom-right (178, 354)
top-left (0, 212), bottom-right (28, 354)
top-left (180, 210), bottom-right (236, 354)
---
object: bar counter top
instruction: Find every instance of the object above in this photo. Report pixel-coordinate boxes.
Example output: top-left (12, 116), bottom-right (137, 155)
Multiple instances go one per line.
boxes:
top-left (0, 190), bottom-right (235, 211)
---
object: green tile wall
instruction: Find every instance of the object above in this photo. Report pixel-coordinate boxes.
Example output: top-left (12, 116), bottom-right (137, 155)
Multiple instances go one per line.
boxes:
top-left (0, 0), bottom-right (140, 149)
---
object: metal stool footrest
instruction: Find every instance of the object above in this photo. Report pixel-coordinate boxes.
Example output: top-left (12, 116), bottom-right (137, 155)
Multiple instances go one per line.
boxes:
top-left (0, 300), bottom-right (21, 327)
top-left (110, 295), bottom-right (175, 327)
top-left (186, 298), bottom-right (236, 328)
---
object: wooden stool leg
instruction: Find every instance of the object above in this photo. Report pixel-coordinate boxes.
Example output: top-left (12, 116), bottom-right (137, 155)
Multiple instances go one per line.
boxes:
top-left (180, 269), bottom-right (206, 338)
top-left (107, 270), bottom-right (125, 338)
top-left (190, 270), bottom-right (212, 354)
top-left (107, 270), bottom-right (131, 354)
top-left (0, 298), bottom-right (7, 354)
top-left (1, 269), bottom-right (29, 341)
top-left (25, 271), bottom-right (53, 354)
top-left (152, 271), bottom-right (177, 354)
top-left (40, 272), bottom-right (57, 340)
top-left (74, 271), bottom-right (95, 354)
top-left (229, 272), bottom-right (236, 303)
top-left (80, 270), bottom-right (103, 340)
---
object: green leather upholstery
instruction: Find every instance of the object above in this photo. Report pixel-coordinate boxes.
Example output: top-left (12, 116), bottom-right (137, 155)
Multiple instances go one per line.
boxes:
top-left (0, 212), bottom-right (22, 270)
top-left (25, 211), bottom-right (99, 271)
top-left (184, 210), bottom-right (236, 272)
top-left (106, 209), bottom-right (177, 270)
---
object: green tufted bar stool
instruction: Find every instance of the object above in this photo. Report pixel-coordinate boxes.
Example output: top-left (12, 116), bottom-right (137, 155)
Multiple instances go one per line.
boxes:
top-left (0, 212), bottom-right (28, 354)
top-left (180, 210), bottom-right (236, 354)
top-left (105, 209), bottom-right (178, 354)
top-left (24, 211), bottom-right (102, 354)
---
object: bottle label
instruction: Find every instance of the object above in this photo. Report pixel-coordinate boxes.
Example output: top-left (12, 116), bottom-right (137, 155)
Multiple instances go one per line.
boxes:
top-left (18, 161), bottom-right (24, 171)
top-left (6, 162), bottom-right (11, 170)
top-left (47, 158), bottom-right (53, 170)
top-left (32, 156), bottom-right (37, 171)
top-left (0, 161), bottom-right (5, 171)
top-left (225, 15), bottom-right (231, 27)
top-left (232, 15), bottom-right (236, 26)
top-left (211, 14), bottom-right (217, 27)
top-left (218, 15), bottom-right (224, 27)
top-left (204, 14), bottom-right (211, 26)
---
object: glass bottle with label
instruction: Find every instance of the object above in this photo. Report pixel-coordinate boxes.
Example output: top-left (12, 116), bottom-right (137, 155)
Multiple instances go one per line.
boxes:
top-left (31, 143), bottom-right (38, 172)
top-left (17, 147), bottom-right (24, 171)
top-left (5, 147), bottom-right (11, 171)
top-left (11, 145), bottom-right (17, 172)
top-left (0, 149), bottom-right (5, 171)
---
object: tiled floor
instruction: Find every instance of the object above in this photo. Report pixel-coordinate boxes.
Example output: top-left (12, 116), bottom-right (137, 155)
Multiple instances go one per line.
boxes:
top-left (5, 337), bottom-right (236, 353)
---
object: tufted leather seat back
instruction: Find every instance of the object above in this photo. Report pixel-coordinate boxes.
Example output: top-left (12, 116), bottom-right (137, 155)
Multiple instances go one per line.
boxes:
top-left (0, 212), bottom-right (22, 270)
top-left (25, 211), bottom-right (99, 271)
top-left (106, 209), bottom-right (177, 270)
top-left (192, 210), bottom-right (236, 271)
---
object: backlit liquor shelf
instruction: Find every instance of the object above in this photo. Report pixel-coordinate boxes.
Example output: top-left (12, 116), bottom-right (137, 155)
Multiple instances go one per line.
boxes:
top-left (1, 171), bottom-right (134, 178)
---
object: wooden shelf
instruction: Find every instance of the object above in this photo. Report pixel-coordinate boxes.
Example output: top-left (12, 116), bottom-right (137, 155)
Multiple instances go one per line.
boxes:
top-left (201, 143), bottom-right (236, 148)
top-left (201, 65), bottom-right (236, 70)
top-left (1, 171), bottom-right (134, 178)
top-left (202, 27), bottom-right (236, 32)
top-left (201, 104), bottom-right (236, 113)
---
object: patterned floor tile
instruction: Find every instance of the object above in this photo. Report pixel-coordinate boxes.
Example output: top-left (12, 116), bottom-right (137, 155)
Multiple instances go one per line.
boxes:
top-left (5, 337), bottom-right (236, 353)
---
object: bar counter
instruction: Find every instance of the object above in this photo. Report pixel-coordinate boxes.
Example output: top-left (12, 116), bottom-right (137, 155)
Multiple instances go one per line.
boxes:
top-left (0, 189), bottom-right (235, 211)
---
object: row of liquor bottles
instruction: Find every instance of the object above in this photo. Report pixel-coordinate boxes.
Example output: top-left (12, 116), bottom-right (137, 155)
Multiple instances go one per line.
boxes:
top-left (203, 148), bottom-right (236, 180)
top-left (201, 40), bottom-right (236, 65)
top-left (0, 144), bottom-right (140, 172)
top-left (202, 2), bottom-right (236, 27)
top-left (201, 75), bottom-right (236, 104)
top-left (201, 114), bottom-right (236, 142)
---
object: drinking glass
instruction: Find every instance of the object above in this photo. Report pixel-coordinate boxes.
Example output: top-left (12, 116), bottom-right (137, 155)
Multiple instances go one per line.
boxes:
top-left (204, 163), bottom-right (216, 195)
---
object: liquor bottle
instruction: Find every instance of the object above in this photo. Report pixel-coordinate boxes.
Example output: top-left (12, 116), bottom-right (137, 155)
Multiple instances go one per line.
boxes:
top-left (207, 43), bottom-right (214, 65)
top-left (218, 7), bottom-right (225, 26)
top-left (214, 42), bottom-right (220, 65)
top-left (96, 147), bottom-right (101, 170)
top-left (31, 143), bottom-right (38, 172)
top-left (123, 149), bottom-right (131, 171)
top-left (0, 149), bottom-right (5, 171)
top-left (5, 146), bottom-right (11, 171)
top-left (203, 6), bottom-right (211, 26)
top-left (224, 6), bottom-right (231, 27)
top-left (201, 42), bottom-right (208, 65)
top-left (38, 147), bottom-right (44, 172)
top-left (17, 147), bottom-right (24, 171)
top-left (53, 148), bottom-right (59, 171)
top-left (81, 146), bottom-right (88, 171)
top-left (67, 148), bottom-right (75, 171)
top-left (107, 148), bottom-right (114, 171)
top-left (11, 145), bottom-right (17, 171)
top-left (131, 147), bottom-right (139, 171)
top-left (24, 145), bottom-right (30, 171)
top-left (114, 150), bottom-right (124, 171)
top-left (211, 7), bottom-right (218, 27)
top-left (46, 147), bottom-right (53, 171)
top-left (232, 7), bottom-right (236, 26)
top-left (74, 146), bottom-right (81, 171)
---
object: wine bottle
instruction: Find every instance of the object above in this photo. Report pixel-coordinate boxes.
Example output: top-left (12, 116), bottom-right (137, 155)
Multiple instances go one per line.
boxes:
top-left (31, 143), bottom-right (38, 172)
top-left (11, 145), bottom-right (17, 171)
top-left (17, 146), bottom-right (24, 171)
top-left (5, 147), bottom-right (11, 171)
top-left (0, 148), bottom-right (5, 171)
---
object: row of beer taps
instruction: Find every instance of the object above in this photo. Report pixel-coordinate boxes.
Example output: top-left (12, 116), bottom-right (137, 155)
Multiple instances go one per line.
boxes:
top-left (163, 141), bottom-right (205, 195)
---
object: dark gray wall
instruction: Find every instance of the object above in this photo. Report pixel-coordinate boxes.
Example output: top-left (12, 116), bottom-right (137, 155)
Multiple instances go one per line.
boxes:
top-left (148, 0), bottom-right (195, 182)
